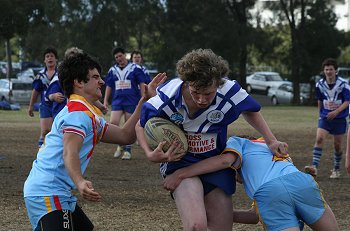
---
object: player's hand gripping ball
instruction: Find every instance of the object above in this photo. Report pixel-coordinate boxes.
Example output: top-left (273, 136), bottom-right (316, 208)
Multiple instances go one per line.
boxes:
top-left (144, 117), bottom-right (188, 153)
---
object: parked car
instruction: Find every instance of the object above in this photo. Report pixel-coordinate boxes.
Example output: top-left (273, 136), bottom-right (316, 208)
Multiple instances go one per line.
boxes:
top-left (246, 71), bottom-right (286, 95)
top-left (0, 79), bottom-right (32, 104)
top-left (16, 67), bottom-right (43, 81)
top-left (268, 82), bottom-right (310, 105)
top-left (337, 67), bottom-right (350, 83)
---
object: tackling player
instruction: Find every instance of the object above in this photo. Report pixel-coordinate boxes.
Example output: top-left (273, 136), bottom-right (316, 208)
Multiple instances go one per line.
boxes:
top-left (163, 136), bottom-right (340, 231)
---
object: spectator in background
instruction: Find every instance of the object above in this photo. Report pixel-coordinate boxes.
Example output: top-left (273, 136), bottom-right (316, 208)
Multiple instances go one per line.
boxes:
top-left (305, 58), bottom-right (350, 178)
top-left (27, 47), bottom-right (58, 148)
top-left (103, 47), bottom-right (150, 160)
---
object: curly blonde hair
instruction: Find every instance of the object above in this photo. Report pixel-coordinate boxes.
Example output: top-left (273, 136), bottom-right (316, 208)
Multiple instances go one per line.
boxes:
top-left (176, 49), bottom-right (230, 89)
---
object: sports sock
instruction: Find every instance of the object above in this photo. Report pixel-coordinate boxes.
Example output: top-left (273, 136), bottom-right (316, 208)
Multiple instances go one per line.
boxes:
top-left (333, 152), bottom-right (342, 170)
top-left (311, 147), bottom-right (322, 167)
top-left (124, 145), bottom-right (131, 153)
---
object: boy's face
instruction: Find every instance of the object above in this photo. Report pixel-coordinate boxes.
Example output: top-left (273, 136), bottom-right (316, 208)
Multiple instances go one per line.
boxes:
top-left (323, 65), bottom-right (336, 80)
top-left (44, 52), bottom-right (57, 68)
top-left (132, 54), bottom-right (142, 64)
top-left (83, 68), bottom-right (105, 100)
top-left (188, 82), bottom-right (217, 108)
top-left (114, 52), bottom-right (128, 67)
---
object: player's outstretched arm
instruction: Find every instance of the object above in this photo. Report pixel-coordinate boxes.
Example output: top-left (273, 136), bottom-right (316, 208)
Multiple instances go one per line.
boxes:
top-left (163, 153), bottom-right (238, 191)
top-left (242, 111), bottom-right (288, 157)
top-left (101, 73), bottom-right (167, 144)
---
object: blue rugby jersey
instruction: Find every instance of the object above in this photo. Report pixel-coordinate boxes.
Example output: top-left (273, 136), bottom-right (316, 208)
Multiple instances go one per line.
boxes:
top-left (140, 78), bottom-right (261, 174)
top-left (316, 76), bottom-right (350, 118)
top-left (24, 94), bottom-right (108, 198)
top-left (105, 62), bottom-right (151, 107)
top-left (224, 137), bottom-right (298, 199)
top-left (45, 75), bottom-right (67, 119)
top-left (32, 67), bottom-right (58, 107)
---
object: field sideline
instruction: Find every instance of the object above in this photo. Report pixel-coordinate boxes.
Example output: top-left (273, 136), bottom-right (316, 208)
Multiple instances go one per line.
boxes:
top-left (0, 105), bottom-right (349, 231)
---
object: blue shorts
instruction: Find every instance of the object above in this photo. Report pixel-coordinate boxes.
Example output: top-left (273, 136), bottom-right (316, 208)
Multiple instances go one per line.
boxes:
top-left (111, 104), bottom-right (136, 114)
top-left (39, 103), bottom-right (53, 118)
top-left (254, 172), bottom-right (326, 231)
top-left (24, 195), bottom-right (77, 230)
top-left (318, 117), bottom-right (347, 135)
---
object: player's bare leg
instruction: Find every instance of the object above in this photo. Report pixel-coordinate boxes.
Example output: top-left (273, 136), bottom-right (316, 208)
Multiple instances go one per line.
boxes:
top-left (173, 177), bottom-right (207, 231)
top-left (39, 117), bottom-right (53, 147)
top-left (110, 110), bottom-right (123, 157)
top-left (307, 205), bottom-right (339, 231)
top-left (204, 187), bottom-right (233, 231)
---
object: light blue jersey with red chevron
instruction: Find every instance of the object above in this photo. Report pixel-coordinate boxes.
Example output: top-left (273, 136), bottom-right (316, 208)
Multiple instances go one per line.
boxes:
top-left (224, 137), bottom-right (298, 199)
top-left (24, 94), bottom-right (108, 198)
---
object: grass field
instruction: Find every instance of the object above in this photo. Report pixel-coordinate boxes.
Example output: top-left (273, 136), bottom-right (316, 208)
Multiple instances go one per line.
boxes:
top-left (0, 105), bottom-right (349, 231)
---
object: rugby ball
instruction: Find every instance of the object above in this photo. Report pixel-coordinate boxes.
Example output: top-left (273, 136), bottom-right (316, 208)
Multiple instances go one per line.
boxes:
top-left (144, 117), bottom-right (188, 153)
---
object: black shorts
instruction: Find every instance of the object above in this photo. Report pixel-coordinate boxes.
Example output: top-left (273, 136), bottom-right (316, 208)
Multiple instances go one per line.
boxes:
top-left (37, 204), bottom-right (93, 231)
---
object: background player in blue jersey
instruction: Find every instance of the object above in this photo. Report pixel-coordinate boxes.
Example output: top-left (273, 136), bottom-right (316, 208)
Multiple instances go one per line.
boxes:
top-left (23, 52), bottom-right (165, 231)
top-left (28, 47), bottom-right (58, 148)
top-left (130, 50), bottom-right (151, 79)
top-left (103, 47), bottom-right (151, 159)
top-left (163, 136), bottom-right (339, 231)
top-left (305, 58), bottom-right (350, 179)
top-left (135, 49), bottom-right (288, 231)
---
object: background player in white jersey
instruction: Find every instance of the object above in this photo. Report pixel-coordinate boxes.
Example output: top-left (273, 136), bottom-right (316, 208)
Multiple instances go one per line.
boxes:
top-left (27, 47), bottom-right (58, 148)
top-left (305, 58), bottom-right (350, 178)
top-left (104, 47), bottom-right (151, 159)
top-left (163, 136), bottom-right (339, 231)
top-left (23, 52), bottom-right (165, 231)
top-left (135, 48), bottom-right (288, 231)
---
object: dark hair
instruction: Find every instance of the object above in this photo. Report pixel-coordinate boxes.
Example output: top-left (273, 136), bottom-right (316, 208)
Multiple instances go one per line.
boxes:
top-left (176, 49), bottom-right (229, 89)
top-left (58, 53), bottom-right (101, 97)
top-left (322, 58), bottom-right (338, 70)
top-left (43, 47), bottom-right (58, 59)
top-left (112, 47), bottom-right (125, 56)
top-left (130, 50), bottom-right (143, 61)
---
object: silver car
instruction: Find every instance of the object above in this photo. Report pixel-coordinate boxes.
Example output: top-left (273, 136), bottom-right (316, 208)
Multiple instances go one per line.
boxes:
top-left (246, 71), bottom-right (286, 95)
top-left (268, 82), bottom-right (310, 105)
top-left (0, 79), bottom-right (33, 104)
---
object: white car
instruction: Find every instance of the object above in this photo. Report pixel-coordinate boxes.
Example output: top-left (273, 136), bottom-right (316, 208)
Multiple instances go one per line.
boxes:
top-left (246, 71), bottom-right (286, 95)
top-left (267, 82), bottom-right (310, 105)
top-left (0, 78), bottom-right (33, 104)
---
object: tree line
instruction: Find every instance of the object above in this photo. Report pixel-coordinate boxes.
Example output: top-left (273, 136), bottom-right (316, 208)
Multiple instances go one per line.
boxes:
top-left (1, 0), bottom-right (349, 104)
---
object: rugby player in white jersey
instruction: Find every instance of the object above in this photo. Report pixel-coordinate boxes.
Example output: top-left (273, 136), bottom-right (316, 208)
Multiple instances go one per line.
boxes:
top-left (136, 48), bottom-right (288, 231)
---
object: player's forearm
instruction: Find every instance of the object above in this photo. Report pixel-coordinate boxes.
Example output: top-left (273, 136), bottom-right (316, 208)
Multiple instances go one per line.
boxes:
top-left (242, 111), bottom-right (277, 144)
top-left (176, 154), bottom-right (236, 179)
top-left (28, 90), bottom-right (39, 107)
top-left (233, 207), bottom-right (259, 224)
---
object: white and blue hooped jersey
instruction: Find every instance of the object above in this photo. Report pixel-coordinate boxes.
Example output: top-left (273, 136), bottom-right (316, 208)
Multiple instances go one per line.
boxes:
top-left (316, 76), bottom-right (350, 118)
top-left (105, 62), bottom-right (151, 106)
top-left (32, 67), bottom-right (58, 106)
top-left (224, 137), bottom-right (298, 199)
top-left (24, 94), bottom-right (108, 198)
top-left (140, 78), bottom-right (261, 175)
